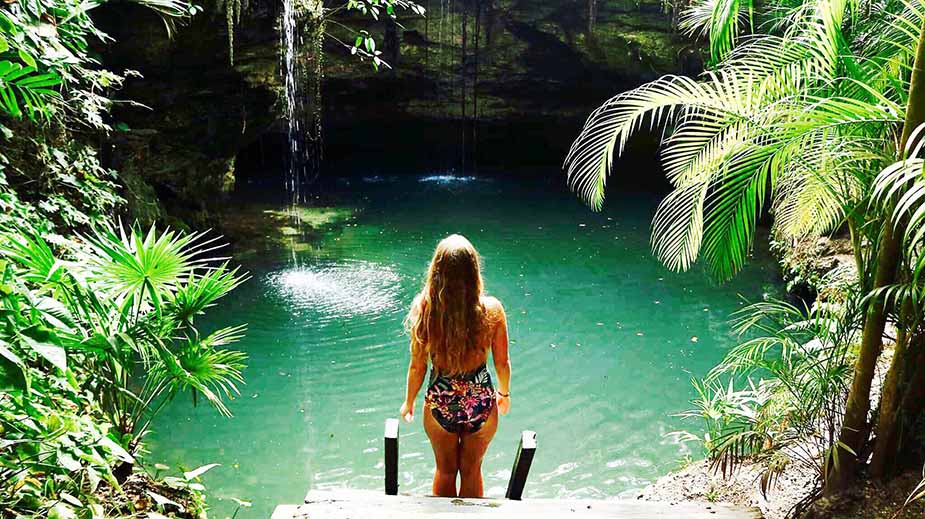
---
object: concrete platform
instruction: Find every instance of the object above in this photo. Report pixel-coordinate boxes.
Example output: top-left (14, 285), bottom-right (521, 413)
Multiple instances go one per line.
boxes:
top-left (271, 489), bottom-right (762, 518)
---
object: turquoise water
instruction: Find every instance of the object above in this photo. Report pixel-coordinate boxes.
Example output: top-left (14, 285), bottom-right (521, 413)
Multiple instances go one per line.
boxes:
top-left (149, 175), bottom-right (781, 518)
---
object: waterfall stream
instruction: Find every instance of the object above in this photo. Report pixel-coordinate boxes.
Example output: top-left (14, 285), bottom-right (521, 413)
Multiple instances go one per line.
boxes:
top-left (281, 0), bottom-right (323, 206)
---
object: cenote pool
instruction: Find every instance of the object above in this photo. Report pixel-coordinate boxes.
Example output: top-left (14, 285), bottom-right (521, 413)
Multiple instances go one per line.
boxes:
top-left (148, 174), bottom-right (782, 518)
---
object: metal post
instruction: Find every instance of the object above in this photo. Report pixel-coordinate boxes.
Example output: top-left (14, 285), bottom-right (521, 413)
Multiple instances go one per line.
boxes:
top-left (384, 418), bottom-right (399, 495)
top-left (505, 430), bottom-right (537, 500)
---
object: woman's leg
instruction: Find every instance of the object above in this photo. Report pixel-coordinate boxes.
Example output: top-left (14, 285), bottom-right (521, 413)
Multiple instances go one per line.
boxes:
top-left (458, 406), bottom-right (498, 498)
top-left (423, 409), bottom-right (460, 497)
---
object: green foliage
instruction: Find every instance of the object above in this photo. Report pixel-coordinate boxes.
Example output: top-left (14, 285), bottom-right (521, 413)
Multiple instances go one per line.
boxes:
top-left (0, 259), bottom-right (127, 518)
top-left (566, 0), bottom-right (925, 500)
top-left (0, 224), bottom-right (247, 518)
top-left (0, 61), bottom-right (61, 120)
top-left (870, 123), bottom-right (925, 305)
top-left (0, 129), bottom-right (123, 233)
top-left (0, 0), bottom-right (247, 516)
top-left (0, 0), bottom-right (197, 123)
top-left (0, 0), bottom-right (197, 237)
top-left (680, 0), bottom-right (754, 62)
top-left (216, 0), bottom-right (424, 69)
top-left (564, 0), bottom-right (920, 281)
top-left (343, 0), bottom-right (425, 70)
top-left (674, 294), bottom-right (864, 499)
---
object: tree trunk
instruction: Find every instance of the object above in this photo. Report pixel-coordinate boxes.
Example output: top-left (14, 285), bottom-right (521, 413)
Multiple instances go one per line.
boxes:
top-left (824, 20), bottom-right (925, 495)
top-left (869, 325), bottom-right (915, 478)
top-left (897, 349), bottom-right (925, 463)
top-left (870, 332), bottom-right (922, 479)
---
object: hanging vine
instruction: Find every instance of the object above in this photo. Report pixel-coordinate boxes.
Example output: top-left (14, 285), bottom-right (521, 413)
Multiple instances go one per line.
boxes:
top-left (216, 0), bottom-right (247, 64)
top-left (275, 0), bottom-right (425, 202)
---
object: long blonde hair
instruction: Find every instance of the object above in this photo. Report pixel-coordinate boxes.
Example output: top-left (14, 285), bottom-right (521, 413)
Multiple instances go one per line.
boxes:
top-left (406, 234), bottom-right (489, 374)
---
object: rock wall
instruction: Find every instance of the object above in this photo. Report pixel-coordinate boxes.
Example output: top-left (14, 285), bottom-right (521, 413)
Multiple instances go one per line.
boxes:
top-left (95, 1), bottom-right (282, 226)
top-left (93, 0), bottom-right (699, 223)
top-left (317, 0), bottom-right (699, 174)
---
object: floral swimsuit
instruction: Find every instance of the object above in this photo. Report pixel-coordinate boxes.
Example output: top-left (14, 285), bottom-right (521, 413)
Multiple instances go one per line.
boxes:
top-left (424, 363), bottom-right (495, 434)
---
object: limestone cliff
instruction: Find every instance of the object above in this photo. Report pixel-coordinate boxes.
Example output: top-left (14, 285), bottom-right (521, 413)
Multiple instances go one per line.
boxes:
top-left (93, 0), bottom-right (699, 223)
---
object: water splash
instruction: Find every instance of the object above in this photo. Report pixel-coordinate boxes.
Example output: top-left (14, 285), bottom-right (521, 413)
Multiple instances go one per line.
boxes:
top-left (419, 174), bottom-right (478, 184)
top-left (267, 260), bottom-right (402, 322)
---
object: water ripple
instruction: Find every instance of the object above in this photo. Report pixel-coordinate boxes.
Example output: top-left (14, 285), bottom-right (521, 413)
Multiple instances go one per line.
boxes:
top-left (419, 174), bottom-right (478, 184)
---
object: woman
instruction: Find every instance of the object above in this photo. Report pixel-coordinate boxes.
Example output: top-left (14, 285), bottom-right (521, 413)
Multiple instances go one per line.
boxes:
top-left (400, 234), bottom-right (511, 498)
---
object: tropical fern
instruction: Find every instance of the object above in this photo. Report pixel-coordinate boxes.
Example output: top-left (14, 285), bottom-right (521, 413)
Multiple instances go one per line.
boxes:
top-left (675, 295), bottom-right (862, 501)
top-left (0, 61), bottom-right (61, 120)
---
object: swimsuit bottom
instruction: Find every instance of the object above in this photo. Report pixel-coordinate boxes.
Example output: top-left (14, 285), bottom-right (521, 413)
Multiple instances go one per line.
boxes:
top-left (424, 363), bottom-right (495, 434)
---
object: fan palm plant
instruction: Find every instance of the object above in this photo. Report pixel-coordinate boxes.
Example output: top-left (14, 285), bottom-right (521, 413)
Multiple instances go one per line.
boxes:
top-left (0, 223), bottom-right (248, 479)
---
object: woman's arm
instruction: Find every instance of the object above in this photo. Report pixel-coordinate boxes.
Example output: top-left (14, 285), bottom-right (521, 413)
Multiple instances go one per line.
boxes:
top-left (491, 300), bottom-right (511, 415)
top-left (400, 343), bottom-right (428, 422)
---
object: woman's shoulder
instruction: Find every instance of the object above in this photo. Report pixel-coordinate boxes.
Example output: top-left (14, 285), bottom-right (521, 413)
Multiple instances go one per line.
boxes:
top-left (480, 295), bottom-right (505, 316)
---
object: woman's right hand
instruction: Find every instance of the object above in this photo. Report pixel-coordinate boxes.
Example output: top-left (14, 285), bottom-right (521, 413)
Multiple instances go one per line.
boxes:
top-left (497, 395), bottom-right (510, 416)
top-left (399, 400), bottom-right (415, 422)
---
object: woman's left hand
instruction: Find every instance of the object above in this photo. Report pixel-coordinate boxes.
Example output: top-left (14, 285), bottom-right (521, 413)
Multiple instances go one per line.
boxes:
top-left (399, 400), bottom-right (415, 422)
top-left (497, 395), bottom-right (510, 416)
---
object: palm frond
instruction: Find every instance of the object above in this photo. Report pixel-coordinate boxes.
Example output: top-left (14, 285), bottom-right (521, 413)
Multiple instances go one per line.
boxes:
top-left (167, 263), bottom-right (249, 324)
top-left (681, 0), bottom-right (755, 61)
top-left (651, 181), bottom-right (709, 271)
top-left (77, 222), bottom-right (226, 317)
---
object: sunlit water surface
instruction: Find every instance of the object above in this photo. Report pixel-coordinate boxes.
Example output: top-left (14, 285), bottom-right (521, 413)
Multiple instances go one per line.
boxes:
top-left (149, 175), bottom-right (781, 518)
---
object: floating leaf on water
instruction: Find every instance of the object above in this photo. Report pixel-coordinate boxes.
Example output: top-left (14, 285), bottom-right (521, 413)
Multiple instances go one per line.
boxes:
top-left (231, 498), bottom-right (253, 507)
top-left (184, 463), bottom-right (220, 481)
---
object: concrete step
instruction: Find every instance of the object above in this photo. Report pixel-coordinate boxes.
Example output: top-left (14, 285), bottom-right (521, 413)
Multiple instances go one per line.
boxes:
top-left (270, 489), bottom-right (762, 518)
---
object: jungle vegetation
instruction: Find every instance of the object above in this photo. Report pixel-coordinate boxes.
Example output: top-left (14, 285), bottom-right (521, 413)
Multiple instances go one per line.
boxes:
top-left (566, 0), bottom-right (925, 510)
top-left (0, 0), bottom-right (414, 517)
top-left (3, 0), bottom-right (923, 514)
top-left (0, 0), bottom-right (257, 514)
